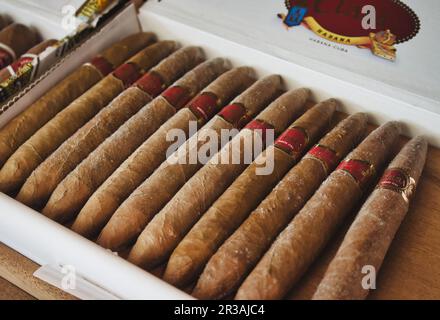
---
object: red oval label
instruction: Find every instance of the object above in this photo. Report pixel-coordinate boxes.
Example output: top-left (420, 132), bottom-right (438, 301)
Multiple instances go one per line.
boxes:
top-left (286, 0), bottom-right (419, 43)
top-left (377, 167), bottom-right (415, 202)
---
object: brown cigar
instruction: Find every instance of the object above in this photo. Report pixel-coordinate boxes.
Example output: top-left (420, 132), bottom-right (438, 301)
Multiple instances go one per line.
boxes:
top-left (0, 16), bottom-right (11, 31)
top-left (0, 39), bottom-right (57, 83)
top-left (96, 67), bottom-right (257, 250)
top-left (192, 112), bottom-right (369, 299)
top-left (233, 121), bottom-right (401, 300)
top-left (127, 76), bottom-right (306, 270)
top-left (312, 136), bottom-right (428, 300)
top-left (164, 97), bottom-right (337, 288)
top-left (0, 34), bottom-right (159, 195)
top-left (0, 32), bottom-right (155, 168)
top-left (0, 23), bottom-right (39, 69)
top-left (16, 41), bottom-right (178, 209)
top-left (41, 47), bottom-right (206, 222)
top-left (71, 58), bottom-right (231, 237)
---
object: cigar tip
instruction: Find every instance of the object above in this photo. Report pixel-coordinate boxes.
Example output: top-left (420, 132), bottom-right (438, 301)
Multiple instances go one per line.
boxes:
top-left (351, 112), bottom-right (369, 122)
top-left (412, 135), bottom-right (427, 142)
top-left (235, 66), bottom-right (257, 79)
top-left (263, 74), bottom-right (282, 84)
top-left (210, 57), bottom-right (232, 70)
top-left (27, 26), bottom-right (41, 43)
top-left (295, 87), bottom-right (311, 97)
top-left (142, 31), bottom-right (158, 41)
top-left (192, 46), bottom-right (206, 61)
top-left (157, 40), bottom-right (181, 52)
top-left (129, 31), bottom-right (155, 42)
top-left (386, 120), bottom-right (403, 133)
top-left (325, 98), bottom-right (339, 105)
top-left (184, 46), bottom-right (205, 54)
top-left (319, 98), bottom-right (339, 112)
top-left (410, 135), bottom-right (428, 150)
top-left (7, 22), bottom-right (27, 30)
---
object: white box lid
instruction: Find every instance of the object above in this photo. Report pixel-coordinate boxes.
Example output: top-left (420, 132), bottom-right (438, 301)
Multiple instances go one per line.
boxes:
top-left (141, 0), bottom-right (440, 114)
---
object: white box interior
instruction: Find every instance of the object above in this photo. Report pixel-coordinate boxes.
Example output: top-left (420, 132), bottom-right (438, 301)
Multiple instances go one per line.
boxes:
top-left (0, 3), bottom-right (439, 300)
top-left (0, 0), bottom-right (68, 39)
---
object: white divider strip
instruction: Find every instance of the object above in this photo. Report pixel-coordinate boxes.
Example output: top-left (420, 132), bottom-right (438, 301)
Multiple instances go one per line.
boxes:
top-left (34, 264), bottom-right (120, 300)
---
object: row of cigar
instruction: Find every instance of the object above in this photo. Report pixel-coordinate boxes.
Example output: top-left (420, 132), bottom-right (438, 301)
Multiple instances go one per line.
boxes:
top-left (0, 16), bottom-right (57, 85)
top-left (0, 31), bottom-right (428, 300)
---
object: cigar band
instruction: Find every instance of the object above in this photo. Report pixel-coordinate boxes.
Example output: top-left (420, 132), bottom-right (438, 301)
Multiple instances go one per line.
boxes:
top-left (188, 91), bottom-right (219, 121)
top-left (0, 43), bottom-right (16, 68)
top-left (275, 126), bottom-right (309, 159)
top-left (377, 168), bottom-right (416, 203)
top-left (5, 53), bottom-right (38, 79)
top-left (76, 0), bottom-right (114, 24)
top-left (162, 85), bottom-right (192, 111)
top-left (306, 144), bottom-right (339, 174)
top-left (87, 55), bottom-right (114, 78)
top-left (245, 119), bottom-right (274, 143)
top-left (135, 70), bottom-right (166, 99)
top-left (113, 62), bottom-right (141, 88)
top-left (337, 159), bottom-right (375, 189)
top-left (218, 102), bottom-right (251, 129)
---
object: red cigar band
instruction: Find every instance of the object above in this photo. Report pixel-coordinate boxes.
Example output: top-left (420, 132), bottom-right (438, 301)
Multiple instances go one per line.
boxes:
top-left (89, 55), bottom-right (113, 77)
top-left (377, 168), bottom-right (415, 203)
top-left (218, 103), bottom-right (251, 129)
top-left (337, 159), bottom-right (375, 188)
top-left (162, 85), bottom-right (192, 111)
top-left (135, 71), bottom-right (166, 98)
top-left (245, 119), bottom-right (274, 143)
top-left (113, 62), bottom-right (141, 88)
top-left (3, 55), bottom-right (36, 80)
top-left (275, 126), bottom-right (309, 159)
top-left (188, 91), bottom-right (219, 121)
top-left (8, 55), bottom-right (35, 74)
top-left (307, 144), bottom-right (338, 174)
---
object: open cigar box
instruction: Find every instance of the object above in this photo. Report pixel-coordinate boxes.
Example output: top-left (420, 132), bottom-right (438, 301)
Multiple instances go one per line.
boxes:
top-left (0, 0), bottom-right (439, 299)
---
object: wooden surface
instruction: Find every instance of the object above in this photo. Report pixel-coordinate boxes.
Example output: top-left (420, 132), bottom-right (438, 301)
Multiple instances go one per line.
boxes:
top-left (1, 113), bottom-right (439, 300)
top-left (0, 243), bottom-right (76, 300)
top-left (0, 277), bottom-right (35, 300)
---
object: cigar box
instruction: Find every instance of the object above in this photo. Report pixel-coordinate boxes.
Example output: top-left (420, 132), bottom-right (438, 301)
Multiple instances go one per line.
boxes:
top-left (0, 0), bottom-right (125, 111)
top-left (0, 0), bottom-right (439, 300)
